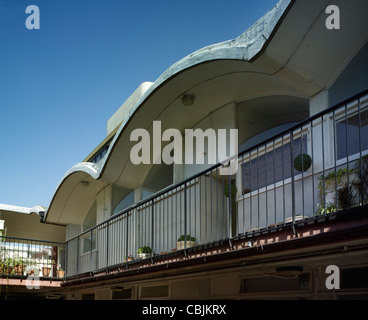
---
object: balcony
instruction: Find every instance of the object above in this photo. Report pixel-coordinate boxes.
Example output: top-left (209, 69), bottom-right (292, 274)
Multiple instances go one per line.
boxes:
top-left (65, 90), bottom-right (368, 280)
top-left (0, 236), bottom-right (65, 281)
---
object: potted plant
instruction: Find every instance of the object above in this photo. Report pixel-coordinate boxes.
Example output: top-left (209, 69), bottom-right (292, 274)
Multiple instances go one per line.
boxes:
top-left (337, 183), bottom-right (358, 210)
top-left (177, 235), bottom-right (197, 250)
top-left (42, 265), bottom-right (51, 277)
top-left (137, 246), bottom-right (152, 259)
top-left (57, 265), bottom-right (65, 278)
top-left (124, 255), bottom-right (135, 262)
top-left (317, 166), bottom-right (360, 214)
top-left (293, 153), bottom-right (312, 172)
top-left (13, 257), bottom-right (25, 275)
top-left (1, 258), bottom-right (13, 275)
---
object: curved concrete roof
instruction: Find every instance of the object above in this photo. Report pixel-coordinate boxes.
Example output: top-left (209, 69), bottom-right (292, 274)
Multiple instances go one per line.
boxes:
top-left (0, 204), bottom-right (46, 216)
top-left (45, 0), bottom-right (368, 224)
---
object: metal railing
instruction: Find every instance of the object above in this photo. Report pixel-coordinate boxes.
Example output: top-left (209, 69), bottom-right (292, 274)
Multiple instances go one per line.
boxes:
top-left (0, 236), bottom-right (65, 279)
top-left (65, 89), bottom-right (368, 278)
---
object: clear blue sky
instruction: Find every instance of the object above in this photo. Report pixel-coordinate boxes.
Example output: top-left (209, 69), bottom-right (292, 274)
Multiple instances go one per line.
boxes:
top-left (0, 0), bottom-right (278, 208)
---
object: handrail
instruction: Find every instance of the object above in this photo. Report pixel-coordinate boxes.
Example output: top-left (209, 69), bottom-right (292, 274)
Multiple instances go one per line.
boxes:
top-left (0, 235), bottom-right (64, 246)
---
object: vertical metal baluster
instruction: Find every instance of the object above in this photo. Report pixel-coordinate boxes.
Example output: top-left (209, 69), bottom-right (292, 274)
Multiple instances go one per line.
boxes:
top-left (228, 172), bottom-right (232, 241)
top-left (345, 103), bottom-right (350, 208)
top-left (125, 212), bottom-right (129, 266)
top-left (241, 154), bottom-right (245, 235)
top-left (90, 231), bottom-right (92, 272)
top-left (273, 139), bottom-right (276, 226)
top-left (76, 236), bottom-right (79, 275)
top-left (322, 114), bottom-right (326, 215)
top-left (184, 183), bottom-right (187, 250)
top-left (290, 130), bottom-right (296, 234)
top-left (151, 199), bottom-right (154, 261)
top-left (357, 97), bottom-right (363, 205)
top-left (311, 120), bottom-right (316, 217)
top-left (282, 135), bottom-right (286, 223)
top-left (257, 146), bottom-right (260, 230)
top-left (333, 109), bottom-right (338, 213)
top-left (265, 142), bottom-right (268, 228)
top-left (301, 127), bottom-right (305, 219)
top-left (249, 152), bottom-right (253, 231)
top-left (106, 222), bottom-right (109, 269)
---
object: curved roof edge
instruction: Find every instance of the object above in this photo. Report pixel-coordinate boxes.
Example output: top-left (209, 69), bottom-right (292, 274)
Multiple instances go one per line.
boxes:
top-left (0, 204), bottom-right (47, 216)
top-left (98, 0), bottom-right (292, 177)
top-left (44, 0), bottom-right (292, 222)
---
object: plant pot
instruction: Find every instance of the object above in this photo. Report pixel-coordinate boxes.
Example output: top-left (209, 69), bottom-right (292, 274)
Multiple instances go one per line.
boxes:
top-left (14, 264), bottom-right (25, 275)
top-left (177, 240), bottom-right (197, 250)
top-left (57, 270), bottom-right (65, 278)
top-left (1, 266), bottom-right (13, 275)
top-left (137, 253), bottom-right (152, 259)
top-left (42, 267), bottom-right (51, 277)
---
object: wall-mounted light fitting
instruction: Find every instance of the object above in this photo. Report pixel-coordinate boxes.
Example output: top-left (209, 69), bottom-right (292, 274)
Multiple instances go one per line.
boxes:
top-left (80, 181), bottom-right (90, 187)
top-left (182, 94), bottom-right (195, 106)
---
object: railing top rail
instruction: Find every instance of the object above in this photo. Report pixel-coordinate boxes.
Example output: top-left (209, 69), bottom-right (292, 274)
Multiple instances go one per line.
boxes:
top-left (67, 88), bottom-right (368, 242)
top-left (0, 235), bottom-right (64, 246)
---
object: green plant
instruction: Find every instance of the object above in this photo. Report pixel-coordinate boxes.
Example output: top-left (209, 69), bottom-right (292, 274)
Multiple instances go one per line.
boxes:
top-left (317, 166), bottom-right (358, 213)
top-left (316, 202), bottom-right (337, 216)
top-left (224, 182), bottom-right (237, 199)
top-left (177, 235), bottom-right (196, 242)
top-left (337, 184), bottom-right (358, 210)
top-left (293, 154), bottom-right (312, 172)
top-left (137, 246), bottom-right (152, 254)
top-left (0, 257), bottom-right (14, 275)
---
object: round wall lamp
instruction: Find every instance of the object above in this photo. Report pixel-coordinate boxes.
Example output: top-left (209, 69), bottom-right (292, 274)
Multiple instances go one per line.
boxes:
top-left (182, 94), bottom-right (195, 106)
top-left (80, 180), bottom-right (90, 187)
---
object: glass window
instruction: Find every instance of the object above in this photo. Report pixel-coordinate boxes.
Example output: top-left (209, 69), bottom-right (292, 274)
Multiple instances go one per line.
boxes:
top-left (242, 136), bottom-right (307, 194)
top-left (82, 202), bottom-right (97, 253)
top-left (336, 109), bottom-right (368, 160)
top-left (112, 185), bottom-right (135, 215)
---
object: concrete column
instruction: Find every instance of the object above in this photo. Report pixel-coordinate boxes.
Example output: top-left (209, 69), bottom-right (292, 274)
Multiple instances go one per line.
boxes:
top-left (310, 90), bottom-right (329, 116)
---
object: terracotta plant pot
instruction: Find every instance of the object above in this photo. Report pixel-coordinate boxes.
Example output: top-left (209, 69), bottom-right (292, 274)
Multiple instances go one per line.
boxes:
top-left (42, 267), bottom-right (51, 277)
top-left (57, 270), bottom-right (65, 278)
top-left (14, 264), bottom-right (25, 275)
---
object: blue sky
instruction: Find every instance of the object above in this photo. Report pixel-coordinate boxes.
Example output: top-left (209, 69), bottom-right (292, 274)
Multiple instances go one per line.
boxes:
top-left (0, 0), bottom-right (278, 208)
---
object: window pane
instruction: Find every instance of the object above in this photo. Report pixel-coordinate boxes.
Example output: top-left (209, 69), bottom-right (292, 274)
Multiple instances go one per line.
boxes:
top-left (242, 136), bottom-right (307, 193)
top-left (336, 109), bottom-right (368, 159)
